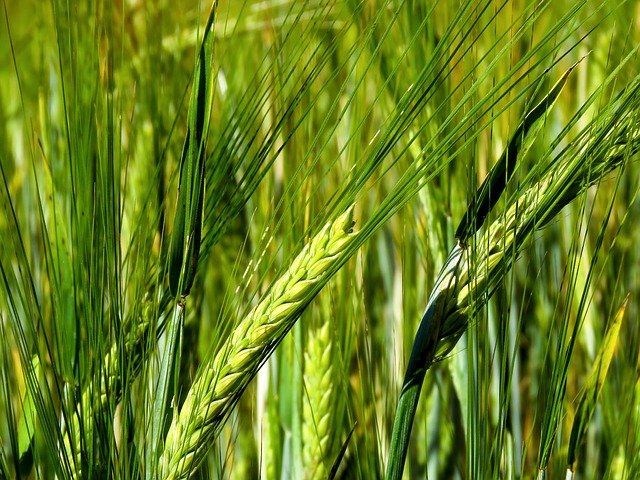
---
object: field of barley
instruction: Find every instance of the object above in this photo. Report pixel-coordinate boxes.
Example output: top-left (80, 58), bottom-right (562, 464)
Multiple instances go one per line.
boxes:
top-left (1, 0), bottom-right (639, 479)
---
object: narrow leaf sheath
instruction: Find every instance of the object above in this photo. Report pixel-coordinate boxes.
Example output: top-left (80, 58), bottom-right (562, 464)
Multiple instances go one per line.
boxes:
top-left (168, 24), bottom-right (214, 299)
top-left (168, 142), bottom-right (189, 298)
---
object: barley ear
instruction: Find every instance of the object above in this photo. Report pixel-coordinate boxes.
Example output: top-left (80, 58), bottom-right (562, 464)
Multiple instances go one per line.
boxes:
top-left (303, 306), bottom-right (336, 479)
top-left (159, 208), bottom-right (356, 480)
top-left (387, 63), bottom-right (578, 479)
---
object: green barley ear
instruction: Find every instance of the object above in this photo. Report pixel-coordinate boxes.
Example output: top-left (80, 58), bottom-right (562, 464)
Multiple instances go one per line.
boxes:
top-left (303, 297), bottom-right (337, 479)
top-left (387, 63), bottom-right (576, 479)
top-left (159, 208), bottom-right (356, 480)
top-left (168, 1), bottom-right (218, 299)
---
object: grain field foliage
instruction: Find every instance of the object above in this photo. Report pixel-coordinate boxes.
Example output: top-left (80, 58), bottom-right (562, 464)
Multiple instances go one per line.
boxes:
top-left (1, 1), bottom-right (639, 479)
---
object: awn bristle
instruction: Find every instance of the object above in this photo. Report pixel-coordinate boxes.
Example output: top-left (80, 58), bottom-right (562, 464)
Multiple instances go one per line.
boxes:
top-left (61, 302), bottom-right (152, 479)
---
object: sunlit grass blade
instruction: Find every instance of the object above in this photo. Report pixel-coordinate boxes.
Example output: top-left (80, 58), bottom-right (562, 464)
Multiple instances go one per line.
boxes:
top-left (566, 295), bottom-right (628, 476)
top-left (15, 354), bottom-right (40, 477)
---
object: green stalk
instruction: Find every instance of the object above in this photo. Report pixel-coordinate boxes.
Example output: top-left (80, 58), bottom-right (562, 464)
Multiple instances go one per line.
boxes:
top-left (386, 243), bottom-right (465, 480)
